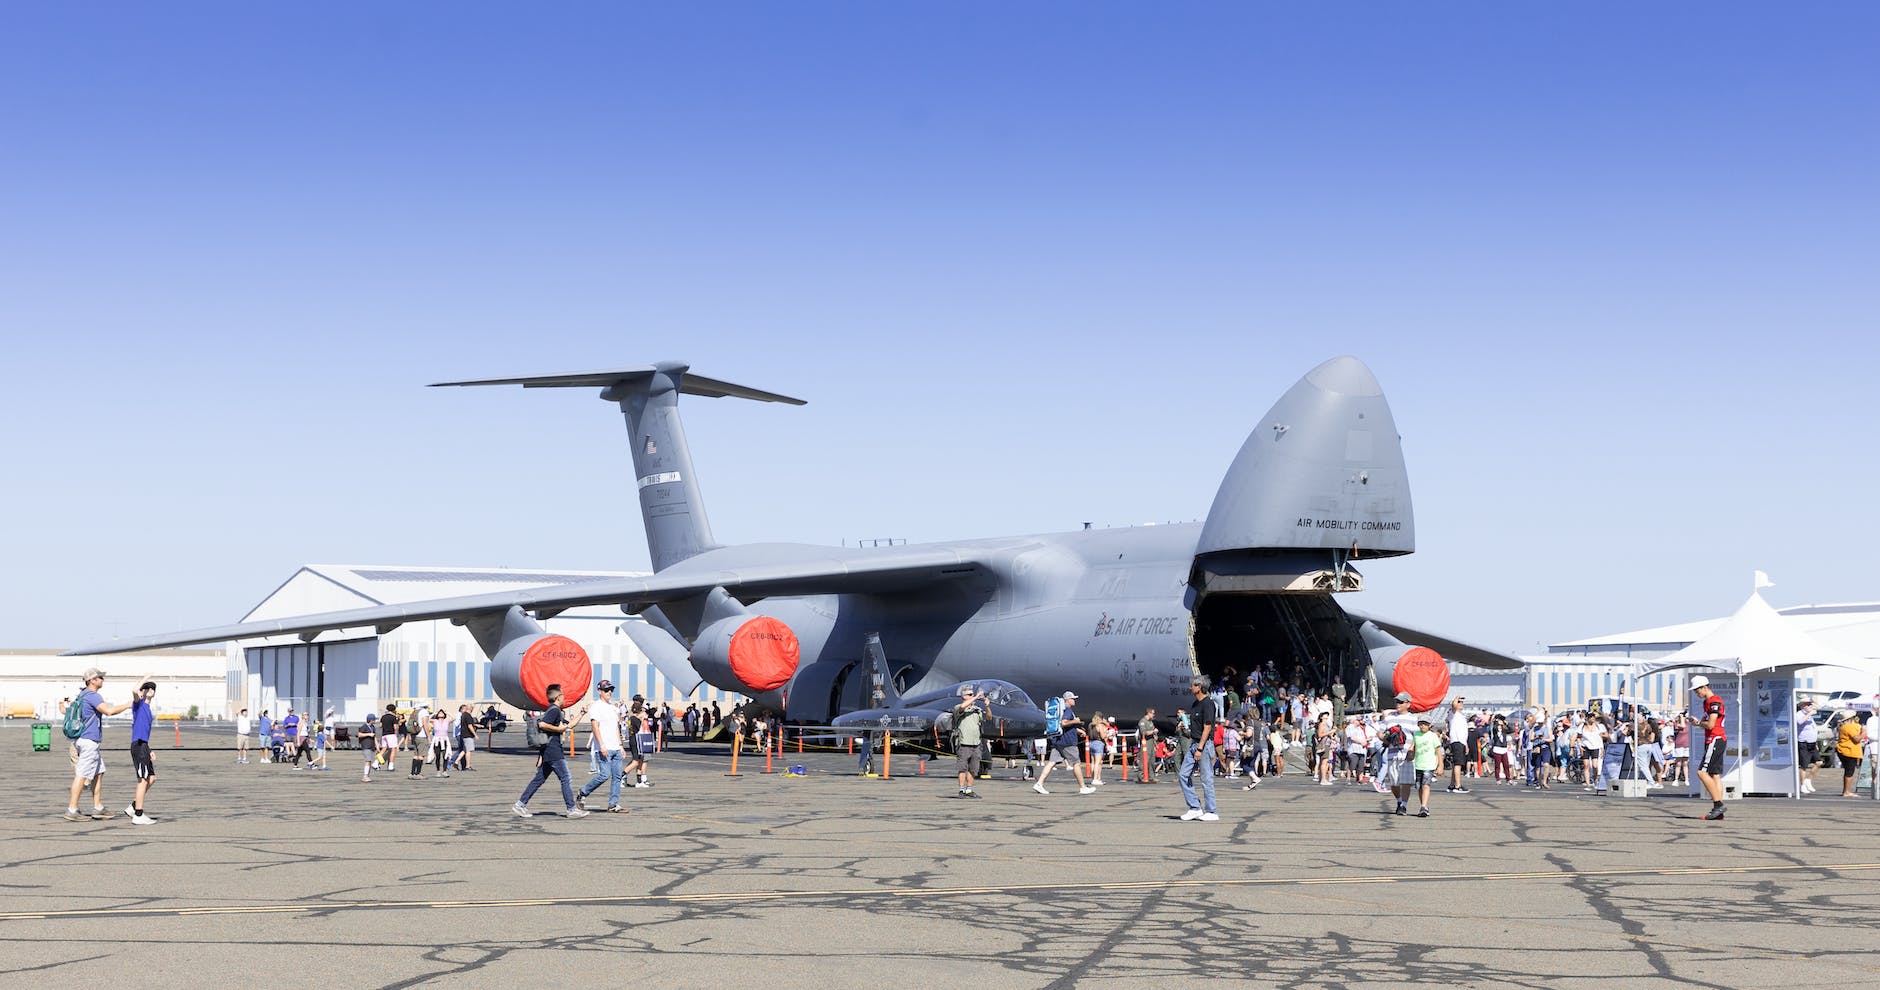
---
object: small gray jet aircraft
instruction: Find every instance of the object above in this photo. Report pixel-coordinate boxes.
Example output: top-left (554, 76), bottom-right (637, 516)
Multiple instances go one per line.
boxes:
top-left (70, 357), bottom-right (1519, 725)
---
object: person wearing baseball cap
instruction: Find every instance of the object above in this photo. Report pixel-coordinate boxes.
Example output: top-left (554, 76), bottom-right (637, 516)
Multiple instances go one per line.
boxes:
top-left (574, 680), bottom-right (627, 813)
top-left (1034, 691), bottom-right (1092, 797)
top-left (1691, 676), bottom-right (1727, 820)
top-left (65, 667), bottom-right (134, 822)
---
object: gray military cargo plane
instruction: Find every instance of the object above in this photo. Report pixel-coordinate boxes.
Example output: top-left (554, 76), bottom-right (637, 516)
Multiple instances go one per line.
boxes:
top-left (68, 357), bottom-right (1520, 725)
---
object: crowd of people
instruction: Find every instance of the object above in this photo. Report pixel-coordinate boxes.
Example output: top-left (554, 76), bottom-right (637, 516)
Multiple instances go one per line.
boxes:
top-left (51, 660), bottom-right (1878, 826)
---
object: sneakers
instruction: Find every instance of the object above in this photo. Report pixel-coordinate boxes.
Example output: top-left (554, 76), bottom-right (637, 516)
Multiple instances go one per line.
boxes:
top-left (89, 808), bottom-right (115, 820)
top-left (1033, 783), bottom-right (1050, 796)
top-left (62, 810), bottom-right (87, 822)
top-left (963, 789), bottom-right (980, 799)
top-left (1394, 803), bottom-right (1408, 816)
top-left (565, 807), bottom-right (591, 819)
top-left (129, 811), bottom-right (156, 826)
top-left (1091, 778), bottom-right (1104, 787)
top-left (1198, 812), bottom-right (1219, 822)
top-left (1417, 807), bottom-right (1430, 818)
top-left (1243, 780), bottom-right (1260, 791)
top-left (1078, 786), bottom-right (1096, 795)
top-left (361, 775), bottom-right (372, 783)
top-left (1447, 786), bottom-right (1470, 794)
top-left (605, 806), bottom-right (629, 814)
top-left (574, 795), bottom-right (587, 811)
top-left (632, 782), bottom-right (650, 788)
top-left (1180, 809), bottom-right (1204, 820)
top-left (511, 802), bottom-right (534, 818)
top-left (1703, 806), bottom-right (1726, 821)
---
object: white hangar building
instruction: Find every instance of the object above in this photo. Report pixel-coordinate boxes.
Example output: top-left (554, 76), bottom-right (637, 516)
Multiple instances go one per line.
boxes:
top-left (230, 564), bottom-right (747, 724)
top-left (1526, 600), bottom-right (1880, 712)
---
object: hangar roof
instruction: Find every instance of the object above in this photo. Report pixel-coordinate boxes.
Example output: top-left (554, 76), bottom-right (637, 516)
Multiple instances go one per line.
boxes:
top-left (242, 564), bottom-right (650, 621)
top-left (1551, 601), bottom-right (1880, 658)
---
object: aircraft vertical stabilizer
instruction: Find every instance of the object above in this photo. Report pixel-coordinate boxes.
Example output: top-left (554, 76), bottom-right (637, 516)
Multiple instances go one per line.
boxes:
top-left (431, 361), bottom-right (805, 572)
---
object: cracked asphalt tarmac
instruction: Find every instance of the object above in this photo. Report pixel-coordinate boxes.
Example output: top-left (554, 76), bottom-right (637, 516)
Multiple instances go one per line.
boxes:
top-left (2, 724), bottom-right (1875, 988)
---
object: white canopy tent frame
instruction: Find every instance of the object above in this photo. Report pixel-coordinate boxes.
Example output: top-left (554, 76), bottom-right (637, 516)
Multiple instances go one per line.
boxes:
top-left (1631, 590), bottom-right (1880, 800)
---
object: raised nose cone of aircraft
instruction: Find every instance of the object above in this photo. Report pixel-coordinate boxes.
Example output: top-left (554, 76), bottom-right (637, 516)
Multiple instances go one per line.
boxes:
top-left (1304, 355), bottom-right (1383, 397)
top-left (1195, 355), bottom-right (1414, 560)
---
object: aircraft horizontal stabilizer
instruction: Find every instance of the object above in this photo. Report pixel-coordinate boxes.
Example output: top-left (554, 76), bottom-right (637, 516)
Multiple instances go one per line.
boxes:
top-left (1343, 607), bottom-right (1523, 670)
top-left (64, 546), bottom-right (983, 657)
top-left (431, 362), bottom-right (806, 405)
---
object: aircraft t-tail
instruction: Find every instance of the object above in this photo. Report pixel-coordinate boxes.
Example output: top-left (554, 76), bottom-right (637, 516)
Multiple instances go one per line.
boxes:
top-left (68, 357), bottom-right (1520, 726)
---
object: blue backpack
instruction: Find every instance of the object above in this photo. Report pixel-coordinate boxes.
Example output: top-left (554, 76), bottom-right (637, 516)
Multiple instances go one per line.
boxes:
top-left (1044, 697), bottom-right (1064, 737)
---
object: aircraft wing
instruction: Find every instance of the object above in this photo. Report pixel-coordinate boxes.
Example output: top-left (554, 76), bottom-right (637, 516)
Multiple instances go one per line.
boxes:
top-left (1343, 608), bottom-right (1525, 670)
top-left (64, 548), bottom-right (985, 656)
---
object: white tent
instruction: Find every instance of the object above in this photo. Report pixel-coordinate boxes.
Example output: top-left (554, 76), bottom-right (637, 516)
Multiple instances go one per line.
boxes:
top-left (1633, 588), bottom-right (1880, 799)
top-left (1635, 591), bottom-right (1880, 680)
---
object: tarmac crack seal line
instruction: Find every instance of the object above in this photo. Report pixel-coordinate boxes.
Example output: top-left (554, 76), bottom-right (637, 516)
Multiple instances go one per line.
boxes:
top-left (1, 861), bottom-right (1877, 923)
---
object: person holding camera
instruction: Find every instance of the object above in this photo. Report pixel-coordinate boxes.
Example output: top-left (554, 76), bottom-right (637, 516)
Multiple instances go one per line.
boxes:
top-left (951, 686), bottom-right (989, 798)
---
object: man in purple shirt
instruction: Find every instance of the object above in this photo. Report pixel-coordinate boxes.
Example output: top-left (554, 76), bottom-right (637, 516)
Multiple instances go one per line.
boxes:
top-left (64, 667), bottom-right (133, 823)
top-left (126, 681), bottom-right (159, 825)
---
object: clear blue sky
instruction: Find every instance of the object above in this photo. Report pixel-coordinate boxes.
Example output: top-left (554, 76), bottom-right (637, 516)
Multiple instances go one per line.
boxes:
top-left (3, 4), bottom-right (1874, 652)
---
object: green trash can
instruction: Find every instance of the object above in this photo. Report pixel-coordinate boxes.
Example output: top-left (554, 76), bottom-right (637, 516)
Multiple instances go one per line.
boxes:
top-left (32, 723), bottom-right (53, 752)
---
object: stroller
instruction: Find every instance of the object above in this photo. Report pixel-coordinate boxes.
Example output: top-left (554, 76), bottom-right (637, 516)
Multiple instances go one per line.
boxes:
top-left (1153, 740), bottom-right (1179, 776)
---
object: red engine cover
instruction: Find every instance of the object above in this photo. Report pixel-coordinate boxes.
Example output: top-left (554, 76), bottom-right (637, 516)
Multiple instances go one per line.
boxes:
top-left (1394, 646), bottom-right (1450, 713)
top-left (727, 616), bottom-right (800, 692)
top-left (519, 634), bottom-right (592, 708)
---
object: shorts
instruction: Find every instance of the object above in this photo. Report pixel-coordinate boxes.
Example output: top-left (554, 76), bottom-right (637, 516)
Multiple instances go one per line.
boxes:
top-left (1799, 741), bottom-right (1818, 767)
top-left (460, 736), bottom-right (476, 753)
top-left (73, 738), bottom-right (105, 779)
top-left (131, 740), bottom-right (156, 781)
top-left (1669, 747), bottom-right (1688, 760)
top-left (1414, 768), bottom-right (1434, 787)
top-left (1088, 743), bottom-right (1106, 757)
top-left (1046, 745), bottom-right (1081, 766)
top-left (1447, 742), bottom-right (1467, 765)
top-left (1699, 737), bottom-right (1726, 776)
top-left (379, 734), bottom-right (397, 751)
top-left (1842, 755), bottom-right (1862, 780)
top-left (955, 744), bottom-right (984, 776)
top-left (1380, 751), bottom-right (1414, 787)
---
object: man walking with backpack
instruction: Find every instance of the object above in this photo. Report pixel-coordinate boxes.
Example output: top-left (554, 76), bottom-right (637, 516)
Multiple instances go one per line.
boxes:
top-left (1033, 691), bottom-right (1092, 796)
top-left (63, 668), bottom-right (133, 822)
top-left (513, 683), bottom-right (588, 819)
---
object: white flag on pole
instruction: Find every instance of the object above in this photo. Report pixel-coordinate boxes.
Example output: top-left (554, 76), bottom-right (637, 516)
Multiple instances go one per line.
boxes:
top-left (1754, 570), bottom-right (1775, 590)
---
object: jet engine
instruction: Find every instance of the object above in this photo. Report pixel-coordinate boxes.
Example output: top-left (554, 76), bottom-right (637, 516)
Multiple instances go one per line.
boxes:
top-left (690, 614), bottom-right (802, 696)
top-left (1361, 622), bottom-right (1450, 713)
top-left (465, 606), bottom-right (593, 710)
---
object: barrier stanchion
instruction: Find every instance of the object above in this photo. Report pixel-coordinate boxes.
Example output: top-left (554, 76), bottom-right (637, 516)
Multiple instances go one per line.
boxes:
top-left (173, 718), bottom-right (182, 749)
top-left (882, 734), bottom-right (893, 779)
top-left (763, 734), bottom-right (775, 774)
top-left (847, 735), bottom-right (853, 755)
top-left (727, 733), bottom-right (743, 776)
top-left (918, 755), bottom-right (927, 775)
top-left (797, 728), bottom-right (803, 754)
top-left (1122, 742), bottom-right (1132, 782)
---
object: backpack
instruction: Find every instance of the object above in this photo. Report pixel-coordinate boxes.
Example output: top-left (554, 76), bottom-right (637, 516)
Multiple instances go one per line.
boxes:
top-left (1381, 725), bottom-right (1407, 748)
top-left (62, 696), bottom-right (88, 739)
top-left (1044, 697), bottom-right (1064, 737)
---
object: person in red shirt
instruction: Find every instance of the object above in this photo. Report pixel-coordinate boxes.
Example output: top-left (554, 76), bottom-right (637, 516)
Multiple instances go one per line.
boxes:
top-left (1692, 676), bottom-right (1728, 820)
